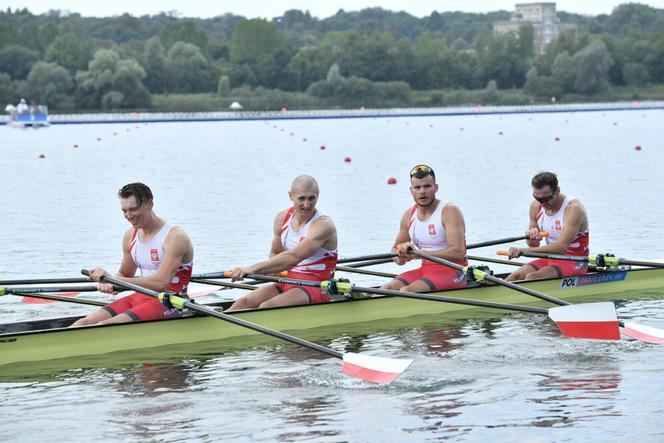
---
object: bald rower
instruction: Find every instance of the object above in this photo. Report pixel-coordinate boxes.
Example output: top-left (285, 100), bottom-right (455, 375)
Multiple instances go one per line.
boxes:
top-left (228, 175), bottom-right (338, 310)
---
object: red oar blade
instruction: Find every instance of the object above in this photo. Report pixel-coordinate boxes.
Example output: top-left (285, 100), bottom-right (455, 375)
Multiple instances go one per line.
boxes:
top-left (341, 352), bottom-right (413, 384)
top-left (22, 292), bottom-right (80, 304)
top-left (548, 302), bottom-right (621, 340)
top-left (622, 322), bottom-right (664, 344)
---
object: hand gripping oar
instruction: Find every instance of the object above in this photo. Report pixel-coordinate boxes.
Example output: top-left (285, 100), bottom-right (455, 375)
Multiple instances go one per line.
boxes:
top-left (81, 270), bottom-right (412, 384)
top-left (233, 272), bottom-right (629, 341)
top-left (414, 251), bottom-right (664, 344)
top-left (497, 250), bottom-right (664, 269)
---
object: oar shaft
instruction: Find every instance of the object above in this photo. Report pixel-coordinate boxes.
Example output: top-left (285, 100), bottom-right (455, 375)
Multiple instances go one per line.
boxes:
top-left (346, 258), bottom-right (394, 268)
top-left (467, 235), bottom-right (527, 249)
top-left (499, 251), bottom-right (664, 269)
top-left (1, 285), bottom-right (108, 294)
top-left (245, 273), bottom-right (549, 315)
top-left (335, 266), bottom-right (396, 278)
top-left (85, 270), bottom-right (342, 359)
top-left (10, 292), bottom-right (106, 306)
top-left (467, 255), bottom-right (526, 267)
top-left (337, 253), bottom-right (396, 264)
top-left (412, 251), bottom-right (569, 307)
top-left (191, 278), bottom-right (258, 290)
top-left (0, 277), bottom-right (90, 285)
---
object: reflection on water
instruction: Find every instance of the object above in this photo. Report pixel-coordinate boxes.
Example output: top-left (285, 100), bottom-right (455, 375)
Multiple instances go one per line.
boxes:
top-left (2, 109), bottom-right (664, 441)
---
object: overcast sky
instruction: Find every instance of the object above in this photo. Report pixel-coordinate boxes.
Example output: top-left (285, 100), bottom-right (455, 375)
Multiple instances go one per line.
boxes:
top-left (3, 0), bottom-right (664, 19)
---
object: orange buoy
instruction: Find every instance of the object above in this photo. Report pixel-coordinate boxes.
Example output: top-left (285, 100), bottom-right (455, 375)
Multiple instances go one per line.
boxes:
top-left (320, 145), bottom-right (326, 150)
top-left (635, 145), bottom-right (642, 151)
top-left (38, 153), bottom-right (45, 159)
top-left (344, 156), bottom-right (352, 163)
top-left (387, 177), bottom-right (397, 185)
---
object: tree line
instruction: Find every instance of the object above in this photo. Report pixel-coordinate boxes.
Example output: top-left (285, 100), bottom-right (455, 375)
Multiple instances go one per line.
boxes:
top-left (1, 3), bottom-right (664, 111)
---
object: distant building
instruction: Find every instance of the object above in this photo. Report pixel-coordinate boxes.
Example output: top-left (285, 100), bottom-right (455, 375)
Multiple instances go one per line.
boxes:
top-left (493, 3), bottom-right (576, 55)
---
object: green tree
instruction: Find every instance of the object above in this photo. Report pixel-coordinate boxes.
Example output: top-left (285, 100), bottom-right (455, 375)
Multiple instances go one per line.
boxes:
top-left (623, 62), bottom-right (649, 86)
top-left (552, 51), bottom-right (575, 92)
top-left (230, 19), bottom-right (292, 89)
top-left (75, 49), bottom-right (151, 109)
top-left (142, 36), bottom-right (167, 93)
top-left (571, 40), bottom-right (612, 94)
top-left (217, 75), bottom-right (230, 96)
top-left (166, 42), bottom-right (212, 93)
top-left (26, 61), bottom-right (73, 108)
top-left (160, 21), bottom-right (209, 53)
top-left (44, 33), bottom-right (93, 74)
top-left (0, 72), bottom-right (12, 104)
top-left (0, 45), bottom-right (39, 79)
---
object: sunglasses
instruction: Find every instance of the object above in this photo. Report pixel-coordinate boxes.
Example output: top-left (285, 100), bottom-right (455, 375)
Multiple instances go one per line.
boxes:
top-left (533, 191), bottom-right (556, 204)
top-left (410, 164), bottom-right (434, 178)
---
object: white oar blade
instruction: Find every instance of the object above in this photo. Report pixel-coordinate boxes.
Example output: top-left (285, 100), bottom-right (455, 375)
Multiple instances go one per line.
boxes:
top-left (548, 302), bottom-right (621, 340)
top-left (342, 352), bottom-right (413, 384)
top-left (622, 322), bottom-right (664, 344)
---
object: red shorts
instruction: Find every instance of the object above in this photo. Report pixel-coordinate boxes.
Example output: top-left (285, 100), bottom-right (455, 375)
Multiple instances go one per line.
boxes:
top-left (528, 258), bottom-right (588, 277)
top-left (396, 260), bottom-right (468, 291)
top-left (274, 271), bottom-right (330, 304)
top-left (104, 292), bottom-right (170, 321)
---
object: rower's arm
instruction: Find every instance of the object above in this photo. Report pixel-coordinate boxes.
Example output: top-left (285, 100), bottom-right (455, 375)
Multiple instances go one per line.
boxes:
top-left (526, 201), bottom-right (542, 247)
top-left (267, 210), bottom-right (287, 258)
top-left (248, 217), bottom-right (335, 275)
top-left (525, 201), bottom-right (585, 255)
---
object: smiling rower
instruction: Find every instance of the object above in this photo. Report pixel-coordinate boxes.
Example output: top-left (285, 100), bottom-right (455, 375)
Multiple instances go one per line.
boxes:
top-left (72, 182), bottom-right (194, 326)
top-left (505, 171), bottom-right (589, 281)
top-left (381, 164), bottom-right (468, 293)
top-left (228, 175), bottom-right (338, 310)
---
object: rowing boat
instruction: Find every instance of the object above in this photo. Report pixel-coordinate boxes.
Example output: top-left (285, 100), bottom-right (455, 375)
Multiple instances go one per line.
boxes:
top-left (2, 267), bottom-right (663, 368)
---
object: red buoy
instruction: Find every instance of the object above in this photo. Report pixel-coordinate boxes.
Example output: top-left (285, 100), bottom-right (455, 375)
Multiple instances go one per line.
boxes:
top-left (344, 156), bottom-right (352, 163)
top-left (635, 145), bottom-right (642, 151)
top-left (320, 145), bottom-right (326, 150)
top-left (38, 153), bottom-right (45, 159)
top-left (555, 137), bottom-right (560, 141)
top-left (387, 177), bottom-right (397, 185)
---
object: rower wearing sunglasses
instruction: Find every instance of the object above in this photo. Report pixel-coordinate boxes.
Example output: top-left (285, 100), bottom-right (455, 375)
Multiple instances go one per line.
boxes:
top-left (505, 171), bottom-right (589, 281)
top-left (381, 164), bottom-right (468, 292)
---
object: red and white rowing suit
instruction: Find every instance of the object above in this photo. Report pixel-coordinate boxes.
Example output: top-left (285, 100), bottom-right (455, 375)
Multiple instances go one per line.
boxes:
top-left (276, 207), bottom-right (337, 303)
top-left (529, 196), bottom-right (589, 276)
top-left (104, 223), bottom-right (193, 321)
top-left (396, 201), bottom-right (468, 290)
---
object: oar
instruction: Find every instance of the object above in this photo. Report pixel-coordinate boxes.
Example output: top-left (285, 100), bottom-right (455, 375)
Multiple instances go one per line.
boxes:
top-left (0, 285), bottom-right (113, 295)
top-left (191, 278), bottom-right (258, 291)
top-left (467, 255), bottom-right (527, 267)
top-left (466, 232), bottom-right (548, 250)
top-left (337, 253), bottom-right (396, 264)
top-left (82, 270), bottom-right (412, 384)
top-left (497, 250), bottom-right (664, 269)
top-left (230, 272), bottom-right (625, 341)
top-left (412, 251), bottom-right (664, 344)
top-left (335, 266), bottom-right (396, 278)
top-left (11, 292), bottom-right (106, 306)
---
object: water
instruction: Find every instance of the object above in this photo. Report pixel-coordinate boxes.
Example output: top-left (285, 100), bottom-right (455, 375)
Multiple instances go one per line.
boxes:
top-left (1, 108), bottom-right (664, 441)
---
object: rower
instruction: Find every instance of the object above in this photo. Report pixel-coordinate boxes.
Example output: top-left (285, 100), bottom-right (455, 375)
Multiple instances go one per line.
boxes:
top-left (228, 175), bottom-right (338, 310)
top-left (380, 164), bottom-right (468, 292)
top-left (505, 171), bottom-right (589, 281)
top-left (71, 182), bottom-right (194, 326)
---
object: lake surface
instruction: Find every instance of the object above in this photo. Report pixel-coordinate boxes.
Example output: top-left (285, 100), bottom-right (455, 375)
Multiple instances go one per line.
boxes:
top-left (1, 107), bottom-right (664, 442)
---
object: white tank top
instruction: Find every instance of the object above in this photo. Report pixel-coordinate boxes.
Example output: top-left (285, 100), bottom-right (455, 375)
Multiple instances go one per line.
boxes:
top-left (537, 196), bottom-right (589, 256)
top-left (407, 200), bottom-right (449, 251)
top-left (129, 223), bottom-right (193, 292)
top-left (280, 207), bottom-right (337, 278)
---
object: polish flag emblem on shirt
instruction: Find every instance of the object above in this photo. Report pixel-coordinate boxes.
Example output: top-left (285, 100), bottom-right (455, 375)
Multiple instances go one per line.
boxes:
top-left (555, 220), bottom-right (562, 231)
top-left (150, 248), bottom-right (160, 262)
top-left (428, 224), bottom-right (436, 235)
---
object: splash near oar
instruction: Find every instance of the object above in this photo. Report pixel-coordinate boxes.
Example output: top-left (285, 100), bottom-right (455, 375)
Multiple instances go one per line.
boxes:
top-left (84, 270), bottom-right (412, 384)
